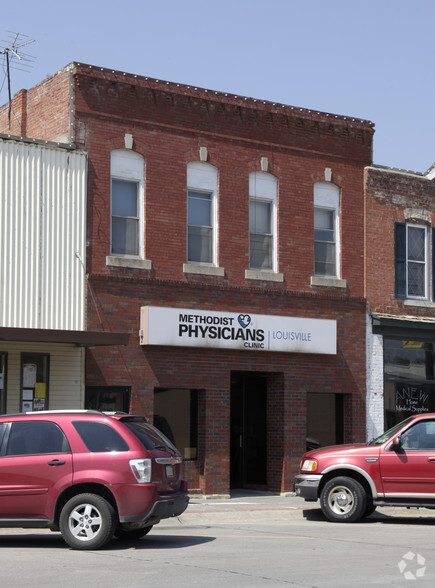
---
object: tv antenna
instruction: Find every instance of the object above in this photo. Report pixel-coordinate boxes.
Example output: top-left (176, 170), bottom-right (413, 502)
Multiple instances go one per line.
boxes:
top-left (0, 31), bottom-right (35, 129)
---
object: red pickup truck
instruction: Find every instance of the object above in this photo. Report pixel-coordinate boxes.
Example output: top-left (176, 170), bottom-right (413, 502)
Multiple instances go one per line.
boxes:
top-left (294, 413), bottom-right (435, 522)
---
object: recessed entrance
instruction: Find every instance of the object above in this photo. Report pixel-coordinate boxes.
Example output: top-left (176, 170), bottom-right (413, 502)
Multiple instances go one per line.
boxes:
top-left (230, 372), bottom-right (267, 489)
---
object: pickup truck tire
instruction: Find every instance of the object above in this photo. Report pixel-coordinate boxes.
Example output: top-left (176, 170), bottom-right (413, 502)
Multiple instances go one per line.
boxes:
top-left (320, 476), bottom-right (367, 523)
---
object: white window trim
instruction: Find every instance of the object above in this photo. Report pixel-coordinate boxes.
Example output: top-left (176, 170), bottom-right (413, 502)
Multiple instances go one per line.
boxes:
top-left (186, 162), bottom-right (220, 269)
top-left (313, 182), bottom-right (340, 279)
top-left (406, 223), bottom-right (429, 300)
top-left (110, 149), bottom-right (145, 260)
top-left (248, 171), bottom-right (278, 273)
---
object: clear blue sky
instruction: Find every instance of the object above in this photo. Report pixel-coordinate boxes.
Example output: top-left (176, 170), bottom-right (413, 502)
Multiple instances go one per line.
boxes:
top-left (1, 0), bottom-right (434, 172)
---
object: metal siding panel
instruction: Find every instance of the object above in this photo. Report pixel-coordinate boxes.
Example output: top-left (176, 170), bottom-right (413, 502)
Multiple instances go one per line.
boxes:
top-left (1, 342), bottom-right (84, 413)
top-left (0, 140), bottom-right (86, 330)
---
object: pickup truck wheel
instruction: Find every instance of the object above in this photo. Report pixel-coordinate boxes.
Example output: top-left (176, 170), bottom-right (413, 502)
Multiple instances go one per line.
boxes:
top-left (320, 476), bottom-right (367, 523)
top-left (115, 524), bottom-right (153, 540)
top-left (59, 493), bottom-right (117, 550)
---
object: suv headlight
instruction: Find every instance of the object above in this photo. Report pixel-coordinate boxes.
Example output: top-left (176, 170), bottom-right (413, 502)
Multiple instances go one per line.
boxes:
top-left (129, 458), bottom-right (152, 483)
top-left (301, 459), bottom-right (318, 472)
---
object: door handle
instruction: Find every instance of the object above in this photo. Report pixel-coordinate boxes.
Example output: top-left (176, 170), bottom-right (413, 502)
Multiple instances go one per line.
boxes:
top-left (47, 460), bottom-right (66, 466)
top-left (427, 457), bottom-right (435, 462)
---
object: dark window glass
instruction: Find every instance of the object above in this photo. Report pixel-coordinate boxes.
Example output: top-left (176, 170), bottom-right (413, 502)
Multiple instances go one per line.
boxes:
top-left (187, 190), bottom-right (212, 263)
top-left (154, 389), bottom-right (199, 460)
top-left (73, 421), bottom-right (129, 452)
top-left (111, 179), bottom-right (139, 255)
top-left (384, 339), bottom-right (435, 429)
top-left (314, 208), bottom-right (336, 276)
top-left (5, 421), bottom-right (69, 456)
top-left (249, 200), bottom-right (272, 269)
top-left (121, 418), bottom-right (178, 452)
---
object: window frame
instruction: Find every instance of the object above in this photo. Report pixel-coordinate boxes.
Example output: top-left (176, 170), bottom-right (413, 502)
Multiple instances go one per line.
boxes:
top-left (110, 150), bottom-right (144, 259)
top-left (313, 182), bottom-right (340, 278)
top-left (394, 222), bottom-right (430, 300)
top-left (186, 162), bottom-right (218, 266)
top-left (406, 223), bottom-right (429, 300)
top-left (249, 172), bottom-right (278, 272)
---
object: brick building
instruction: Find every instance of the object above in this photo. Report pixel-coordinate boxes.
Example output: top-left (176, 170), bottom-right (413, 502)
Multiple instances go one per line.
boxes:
top-left (365, 165), bottom-right (435, 440)
top-left (0, 63), bottom-right (374, 495)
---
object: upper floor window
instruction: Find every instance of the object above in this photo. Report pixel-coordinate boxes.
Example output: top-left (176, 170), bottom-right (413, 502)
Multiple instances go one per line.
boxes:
top-left (187, 162), bottom-right (218, 264)
top-left (110, 150), bottom-right (144, 257)
top-left (314, 183), bottom-right (340, 277)
top-left (395, 222), bottom-right (429, 299)
top-left (249, 172), bottom-right (278, 271)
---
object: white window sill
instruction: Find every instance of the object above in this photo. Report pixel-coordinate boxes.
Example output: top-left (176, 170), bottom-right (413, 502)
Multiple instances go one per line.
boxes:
top-left (404, 299), bottom-right (435, 309)
top-left (245, 269), bottom-right (284, 283)
top-left (311, 276), bottom-right (347, 288)
top-left (106, 256), bottom-right (152, 270)
top-left (183, 263), bottom-right (225, 277)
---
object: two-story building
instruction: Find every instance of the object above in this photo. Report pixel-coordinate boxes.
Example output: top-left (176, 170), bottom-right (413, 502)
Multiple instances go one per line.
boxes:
top-left (0, 63), bottom-right (374, 495)
top-left (365, 164), bottom-right (435, 440)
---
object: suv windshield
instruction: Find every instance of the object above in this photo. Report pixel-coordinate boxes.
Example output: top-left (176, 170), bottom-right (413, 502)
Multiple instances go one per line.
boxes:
top-left (121, 417), bottom-right (179, 453)
top-left (367, 417), bottom-right (413, 446)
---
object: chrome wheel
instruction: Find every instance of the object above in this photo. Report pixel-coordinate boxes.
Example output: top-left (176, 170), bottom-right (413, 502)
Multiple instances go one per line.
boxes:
top-left (68, 502), bottom-right (104, 541)
top-left (327, 485), bottom-right (354, 516)
top-left (320, 476), bottom-right (367, 523)
top-left (59, 493), bottom-right (116, 550)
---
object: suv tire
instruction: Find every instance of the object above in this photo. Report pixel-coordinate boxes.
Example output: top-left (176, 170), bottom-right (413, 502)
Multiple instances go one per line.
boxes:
top-left (115, 524), bottom-right (153, 540)
top-left (59, 493), bottom-right (117, 550)
top-left (320, 476), bottom-right (367, 523)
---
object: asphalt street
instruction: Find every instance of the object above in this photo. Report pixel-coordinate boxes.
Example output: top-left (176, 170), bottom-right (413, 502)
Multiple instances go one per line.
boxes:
top-left (1, 491), bottom-right (435, 587)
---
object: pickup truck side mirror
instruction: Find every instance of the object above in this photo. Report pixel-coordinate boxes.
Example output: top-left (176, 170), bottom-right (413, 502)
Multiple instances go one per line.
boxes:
top-left (391, 435), bottom-right (402, 450)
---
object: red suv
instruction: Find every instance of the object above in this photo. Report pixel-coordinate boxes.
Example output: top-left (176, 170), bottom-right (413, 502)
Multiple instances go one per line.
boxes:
top-left (294, 413), bottom-right (435, 523)
top-left (0, 411), bottom-right (189, 549)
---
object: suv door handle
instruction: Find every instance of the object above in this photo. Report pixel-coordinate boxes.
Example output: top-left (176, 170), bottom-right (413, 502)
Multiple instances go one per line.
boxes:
top-left (47, 460), bottom-right (66, 466)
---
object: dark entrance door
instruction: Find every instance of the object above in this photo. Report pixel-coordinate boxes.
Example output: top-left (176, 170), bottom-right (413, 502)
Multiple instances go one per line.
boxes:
top-left (230, 372), bottom-right (267, 489)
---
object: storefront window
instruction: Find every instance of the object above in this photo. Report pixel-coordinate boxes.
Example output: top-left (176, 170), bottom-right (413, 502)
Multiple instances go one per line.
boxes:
top-left (21, 353), bottom-right (49, 412)
top-left (0, 353), bottom-right (7, 414)
top-left (154, 388), bottom-right (198, 460)
top-left (384, 339), bottom-right (435, 428)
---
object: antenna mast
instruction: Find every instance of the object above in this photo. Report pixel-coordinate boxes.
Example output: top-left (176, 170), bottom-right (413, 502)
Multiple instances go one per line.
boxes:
top-left (0, 31), bottom-right (35, 129)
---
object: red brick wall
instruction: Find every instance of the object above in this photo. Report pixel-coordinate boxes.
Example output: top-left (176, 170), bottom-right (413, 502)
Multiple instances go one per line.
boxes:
top-left (86, 274), bottom-right (367, 493)
top-left (0, 66), bottom-right (71, 141)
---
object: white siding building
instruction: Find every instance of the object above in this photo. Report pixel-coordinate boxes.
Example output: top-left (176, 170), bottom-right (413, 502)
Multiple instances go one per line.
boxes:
top-left (0, 136), bottom-right (127, 413)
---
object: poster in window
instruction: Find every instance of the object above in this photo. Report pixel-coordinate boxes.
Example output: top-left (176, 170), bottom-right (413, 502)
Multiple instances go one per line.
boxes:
top-left (22, 389), bottom-right (33, 401)
top-left (33, 398), bottom-right (45, 411)
top-left (23, 364), bottom-right (37, 388)
top-left (35, 383), bottom-right (46, 398)
top-left (22, 401), bottom-right (33, 412)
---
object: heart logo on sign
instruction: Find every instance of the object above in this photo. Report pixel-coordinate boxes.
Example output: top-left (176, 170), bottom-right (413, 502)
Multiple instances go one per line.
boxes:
top-left (238, 314), bottom-right (251, 328)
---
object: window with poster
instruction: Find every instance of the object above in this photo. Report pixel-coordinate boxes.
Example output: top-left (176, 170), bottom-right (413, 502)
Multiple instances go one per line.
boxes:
top-left (21, 353), bottom-right (49, 412)
top-left (384, 339), bottom-right (435, 429)
top-left (0, 353), bottom-right (6, 414)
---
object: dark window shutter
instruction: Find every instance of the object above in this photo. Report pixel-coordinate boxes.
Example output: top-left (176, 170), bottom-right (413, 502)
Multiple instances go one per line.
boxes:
top-left (394, 222), bottom-right (406, 299)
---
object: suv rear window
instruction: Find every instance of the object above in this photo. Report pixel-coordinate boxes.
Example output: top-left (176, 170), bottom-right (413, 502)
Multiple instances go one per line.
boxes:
top-left (121, 418), bottom-right (178, 452)
top-left (73, 421), bottom-right (129, 452)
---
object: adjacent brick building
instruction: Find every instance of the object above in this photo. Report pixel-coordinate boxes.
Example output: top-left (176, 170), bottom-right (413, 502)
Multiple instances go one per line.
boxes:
top-left (365, 165), bottom-right (435, 440)
top-left (0, 63), bottom-right (374, 495)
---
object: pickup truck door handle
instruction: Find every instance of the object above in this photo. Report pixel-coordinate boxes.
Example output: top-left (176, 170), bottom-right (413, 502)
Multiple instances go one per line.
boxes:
top-left (427, 457), bottom-right (435, 462)
top-left (47, 460), bottom-right (66, 466)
